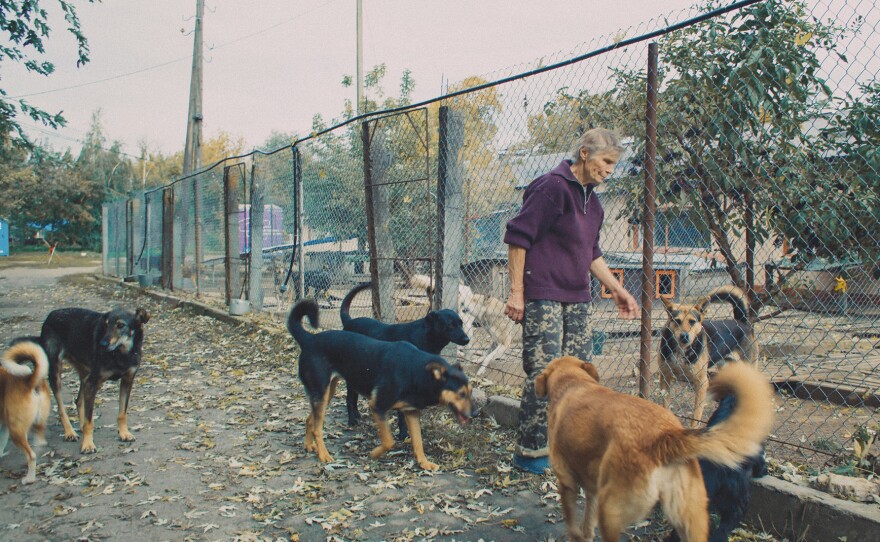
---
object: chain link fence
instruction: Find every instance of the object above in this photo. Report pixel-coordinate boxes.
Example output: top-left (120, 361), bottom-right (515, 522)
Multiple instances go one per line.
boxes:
top-left (104, 0), bottom-right (879, 470)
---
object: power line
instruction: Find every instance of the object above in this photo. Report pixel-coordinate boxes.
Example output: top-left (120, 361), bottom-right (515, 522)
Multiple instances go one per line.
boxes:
top-left (21, 123), bottom-right (155, 162)
top-left (7, 0), bottom-right (341, 100)
top-left (6, 58), bottom-right (188, 99)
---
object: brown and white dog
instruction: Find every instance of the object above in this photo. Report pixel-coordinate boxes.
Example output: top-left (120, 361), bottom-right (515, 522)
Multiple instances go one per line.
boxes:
top-left (536, 355), bottom-right (773, 542)
top-left (658, 285), bottom-right (760, 426)
top-left (0, 341), bottom-right (51, 484)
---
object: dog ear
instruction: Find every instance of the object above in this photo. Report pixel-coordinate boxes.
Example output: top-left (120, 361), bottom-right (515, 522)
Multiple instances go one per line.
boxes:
top-left (581, 362), bottom-right (600, 383)
top-left (136, 307), bottom-right (151, 325)
top-left (425, 311), bottom-right (438, 324)
top-left (661, 296), bottom-right (675, 312)
top-left (426, 361), bottom-right (447, 381)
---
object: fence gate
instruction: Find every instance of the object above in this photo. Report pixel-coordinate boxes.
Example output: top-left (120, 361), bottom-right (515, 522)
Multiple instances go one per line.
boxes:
top-left (361, 108), bottom-right (433, 322)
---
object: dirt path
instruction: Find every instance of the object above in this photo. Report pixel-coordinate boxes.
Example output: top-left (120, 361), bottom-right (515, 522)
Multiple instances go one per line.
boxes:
top-left (2, 267), bottom-right (604, 542)
top-left (5, 264), bottom-right (791, 541)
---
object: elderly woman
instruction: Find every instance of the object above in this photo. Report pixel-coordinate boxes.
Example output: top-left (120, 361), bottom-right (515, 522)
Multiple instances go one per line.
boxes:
top-left (504, 127), bottom-right (639, 474)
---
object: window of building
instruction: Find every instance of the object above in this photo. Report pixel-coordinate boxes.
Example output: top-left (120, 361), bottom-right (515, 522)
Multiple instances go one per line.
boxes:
top-left (656, 270), bottom-right (676, 299)
top-left (601, 269), bottom-right (625, 299)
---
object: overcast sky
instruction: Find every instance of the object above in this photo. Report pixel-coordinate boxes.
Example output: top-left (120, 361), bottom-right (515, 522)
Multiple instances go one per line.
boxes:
top-left (6, 1), bottom-right (723, 156)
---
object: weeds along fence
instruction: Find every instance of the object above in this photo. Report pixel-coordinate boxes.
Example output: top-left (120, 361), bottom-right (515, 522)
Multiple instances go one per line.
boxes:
top-left (104, 0), bottom-right (880, 470)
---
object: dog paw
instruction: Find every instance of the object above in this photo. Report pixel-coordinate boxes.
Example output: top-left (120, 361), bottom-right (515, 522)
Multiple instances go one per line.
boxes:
top-left (419, 460), bottom-right (440, 471)
top-left (119, 431), bottom-right (136, 442)
top-left (63, 432), bottom-right (79, 442)
top-left (80, 442), bottom-right (97, 454)
top-left (317, 451), bottom-right (334, 463)
top-left (370, 445), bottom-right (391, 460)
top-left (22, 474), bottom-right (36, 485)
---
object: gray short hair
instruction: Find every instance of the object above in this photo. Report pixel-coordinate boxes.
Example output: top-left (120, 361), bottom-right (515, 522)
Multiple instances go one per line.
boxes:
top-left (571, 128), bottom-right (624, 161)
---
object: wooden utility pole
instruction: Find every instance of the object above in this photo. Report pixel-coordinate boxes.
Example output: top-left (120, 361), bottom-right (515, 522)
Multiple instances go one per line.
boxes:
top-left (175, 0), bottom-right (205, 292)
top-left (183, 0), bottom-right (204, 175)
top-left (356, 0), bottom-right (364, 114)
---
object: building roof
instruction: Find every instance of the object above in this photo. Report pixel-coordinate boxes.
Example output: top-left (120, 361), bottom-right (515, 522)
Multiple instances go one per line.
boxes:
top-left (603, 250), bottom-right (726, 272)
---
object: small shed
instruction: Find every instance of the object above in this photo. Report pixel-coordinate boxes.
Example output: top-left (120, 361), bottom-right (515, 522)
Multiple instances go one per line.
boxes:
top-left (0, 218), bottom-right (9, 257)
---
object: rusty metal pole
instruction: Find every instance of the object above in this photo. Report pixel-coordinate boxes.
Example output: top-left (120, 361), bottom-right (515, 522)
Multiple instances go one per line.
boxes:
top-left (639, 42), bottom-right (659, 399)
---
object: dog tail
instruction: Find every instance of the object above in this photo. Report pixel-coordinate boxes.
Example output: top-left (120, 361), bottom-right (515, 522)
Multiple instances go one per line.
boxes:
top-left (704, 285), bottom-right (749, 323)
top-left (1, 341), bottom-right (49, 390)
top-left (287, 300), bottom-right (320, 346)
top-left (9, 335), bottom-right (42, 347)
top-left (339, 282), bottom-right (372, 327)
top-left (658, 362), bottom-right (773, 469)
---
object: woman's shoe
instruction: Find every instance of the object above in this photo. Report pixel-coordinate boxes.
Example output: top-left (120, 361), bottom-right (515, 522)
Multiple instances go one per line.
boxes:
top-left (512, 454), bottom-right (550, 474)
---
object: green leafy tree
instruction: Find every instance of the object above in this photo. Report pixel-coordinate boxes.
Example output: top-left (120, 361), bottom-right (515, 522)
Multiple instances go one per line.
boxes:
top-left (781, 81), bottom-right (880, 270)
top-left (610, 0), bottom-right (850, 315)
top-left (300, 65), bottom-right (417, 260)
top-left (1, 0), bottom-right (96, 147)
top-left (0, 145), bottom-right (101, 247)
top-left (76, 109), bottom-right (133, 196)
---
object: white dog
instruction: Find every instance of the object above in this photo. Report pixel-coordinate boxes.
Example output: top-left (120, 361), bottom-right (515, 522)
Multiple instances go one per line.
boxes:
top-left (410, 275), bottom-right (518, 375)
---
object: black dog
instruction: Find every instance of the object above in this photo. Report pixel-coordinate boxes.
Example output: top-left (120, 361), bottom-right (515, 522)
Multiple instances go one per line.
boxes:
top-left (15, 307), bottom-right (150, 454)
top-left (339, 282), bottom-right (470, 437)
top-left (665, 393), bottom-right (768, 542)
top-left (292, 269), bottom-right (333, 299)
top-left (287, 299), bottom-right (474, 470)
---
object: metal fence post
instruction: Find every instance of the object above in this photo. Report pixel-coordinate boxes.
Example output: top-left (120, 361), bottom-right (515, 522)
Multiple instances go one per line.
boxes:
top-left (437, 106), bottom-right (466, 321)
top-left (162, 188), bottom-right (174, 290)
top-left (125, 199), bottom-right (132, 277)
top-left (294, 147), bottom-right (305, 299)
top-left (362, 121), bottom-right (395, 322)
top-left (249, 158), bottom-right (264, 310)
top-left (224, 165), bottom-right (242, 305)
top-left (639, 42), bottom-right (659, 399)
top-left (102, 204), bottom-right (109, 276)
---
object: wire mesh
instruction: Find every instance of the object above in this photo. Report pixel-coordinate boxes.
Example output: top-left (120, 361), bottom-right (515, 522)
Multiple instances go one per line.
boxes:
top-left (102, 0), bottom-right (879, 469)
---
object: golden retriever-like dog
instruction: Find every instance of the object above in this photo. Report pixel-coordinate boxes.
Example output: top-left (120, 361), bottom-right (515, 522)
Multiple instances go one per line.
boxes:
top-left (0, 341), bottom-right (51, 484)
top-left (536, 356), bottom-right (773, 542)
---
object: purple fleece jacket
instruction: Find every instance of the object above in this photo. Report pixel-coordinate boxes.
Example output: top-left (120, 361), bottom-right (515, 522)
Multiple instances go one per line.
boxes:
top-left (504, 160), bottom-right (603, 303)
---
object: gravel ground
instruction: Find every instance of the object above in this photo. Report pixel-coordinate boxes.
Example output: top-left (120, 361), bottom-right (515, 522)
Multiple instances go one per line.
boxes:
top-left (0, 264), bottom-right (781, 542)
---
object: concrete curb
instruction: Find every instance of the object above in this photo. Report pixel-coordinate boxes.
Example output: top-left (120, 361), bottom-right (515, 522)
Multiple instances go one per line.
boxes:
top-left (483, 395), bottom-right (880, 542)
top-left (748, 475), bottom-right (880, 541)
top-left (105, 275), bottom-right (880, 541)
top-left (106, 275), bottom-right (276, 335)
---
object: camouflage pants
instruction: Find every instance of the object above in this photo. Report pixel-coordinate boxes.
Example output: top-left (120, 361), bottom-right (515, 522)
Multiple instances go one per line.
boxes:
top-left (515, 300), bottom-right (593, 457)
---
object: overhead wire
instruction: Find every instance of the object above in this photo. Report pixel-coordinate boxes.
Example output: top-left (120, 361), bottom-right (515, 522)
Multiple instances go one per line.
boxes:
top-left (6, 0), bottom-right (342, 100)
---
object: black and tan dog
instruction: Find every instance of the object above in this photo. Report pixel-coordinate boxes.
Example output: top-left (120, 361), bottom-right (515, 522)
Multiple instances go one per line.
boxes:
top-left (658, 285), bottom-right (759, 426)
top-left (339, 282), bottom-right (470, 435)
top-left (536, 356), bottom-right (773, 542)
top-left (17, 307), bottom-right (150, 454)
top-left (288, 299), bottom-right (474, 470)
top-left (0, 341), bottom-right (51, 484)
top-left (292, 269), bottom-right (333, 300)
